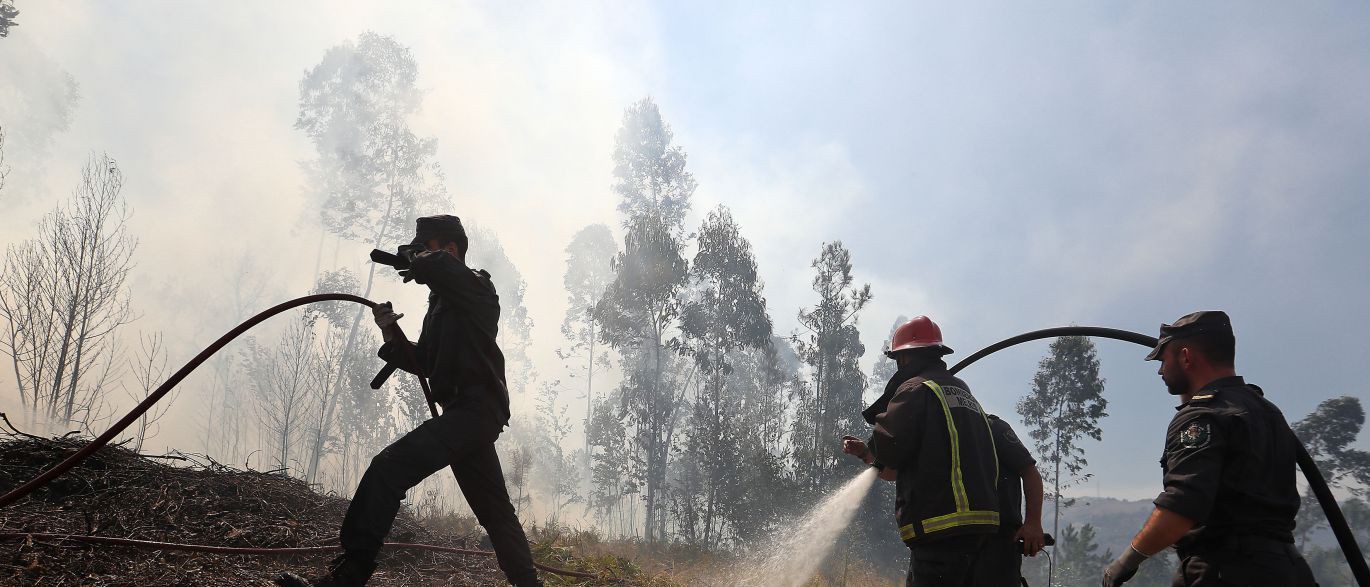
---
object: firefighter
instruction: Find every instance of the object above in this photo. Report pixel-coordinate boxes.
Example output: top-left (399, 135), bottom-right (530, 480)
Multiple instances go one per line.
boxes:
top-left (279, 215), bottom-right (542, 587)
top-left (1100, 311), bottom-right (1315, 586)
top-left (844, 315), bottom-right (1000, 586)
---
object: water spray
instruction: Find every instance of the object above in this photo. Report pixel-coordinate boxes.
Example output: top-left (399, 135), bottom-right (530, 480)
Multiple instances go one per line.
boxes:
top-left (733, 468), bottom-right (880, 587)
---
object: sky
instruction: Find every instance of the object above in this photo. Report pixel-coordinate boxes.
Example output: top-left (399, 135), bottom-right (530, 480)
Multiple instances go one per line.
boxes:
top-left (1, 1), bottom-right (1368, 501)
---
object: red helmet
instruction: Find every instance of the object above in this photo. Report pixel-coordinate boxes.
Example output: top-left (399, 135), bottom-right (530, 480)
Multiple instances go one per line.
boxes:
top-left (887, 316), bottom-right (953, 357)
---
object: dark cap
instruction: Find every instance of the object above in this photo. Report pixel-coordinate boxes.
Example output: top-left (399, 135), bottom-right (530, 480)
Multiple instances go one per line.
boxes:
top-left (1145, 311), bottom-right (1233, 361)
top-left (410, 215), bottom-right (467, 247)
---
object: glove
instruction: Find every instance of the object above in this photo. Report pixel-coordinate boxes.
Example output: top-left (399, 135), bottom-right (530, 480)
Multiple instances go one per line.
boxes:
top-left (1101, 546), bottom-right (1148, 587)
top-left (372, 302), bottom-right (404, 342)
top-left (397, 251), bottom-right (437, 284)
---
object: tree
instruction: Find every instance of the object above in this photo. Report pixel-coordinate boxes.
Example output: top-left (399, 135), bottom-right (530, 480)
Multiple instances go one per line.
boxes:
top-left (590, 99), bottom-right (697, 542)
top-left (122, 331), bottom-right (170, 453)
top-left (558, 223), bottom-right (618, 461)
top-left (676, 205), bottom-right (773, 548)
top-left (1292, 396), bottom-right (1370, 546)
top-left (533, 380), bottom-right (582, 523)
top-left (0, 1), bottom-right (16, 38)
top-left (0, 154), bottom-right (136, 430)
top-left (594, 214), bottom-right (690, 541)
top-left (1053, 524), bottom-right (1113, 586)
top-left (295, 32), bottom-right (449, 461)
top-left (0, 37), bottom-right (81, 185)
top-left (612, 98), bottom-right (695, 233)
top-left (1016, 335), bottom-right (1107, 587)
top-left (792, 241), bottom-right (872, 488)
top-left (465, 223), bottom-right (535, 396)
top-left (197, 253), bottom-right (276, 464)
top-left (242, 311), bottom-right (320, 472)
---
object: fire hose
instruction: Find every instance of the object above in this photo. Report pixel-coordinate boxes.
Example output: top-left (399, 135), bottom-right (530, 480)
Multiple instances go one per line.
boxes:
top-left (0, 293), bottom-right (595, 580)
top-left (948, 326), bottom-right (1370, 586)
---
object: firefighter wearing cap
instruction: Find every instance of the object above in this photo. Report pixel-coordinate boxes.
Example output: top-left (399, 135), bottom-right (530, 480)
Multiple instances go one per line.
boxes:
top-left (843, 316), bottom-right (1000, 586)
top-left (279, 215), bottom-right (542, 587)
top-left (1101, 311), bottom-right (1314, 587)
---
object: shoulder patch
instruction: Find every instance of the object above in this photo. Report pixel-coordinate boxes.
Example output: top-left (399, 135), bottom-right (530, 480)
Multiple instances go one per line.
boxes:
top-left (1179, 420), bottom-right (1211, 448)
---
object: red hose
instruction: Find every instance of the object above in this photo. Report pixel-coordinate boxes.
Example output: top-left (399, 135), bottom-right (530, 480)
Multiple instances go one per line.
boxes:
top-left (0, 294), bottom-right (598, 580)
top-left (0, 533), bottom-right (596, 578)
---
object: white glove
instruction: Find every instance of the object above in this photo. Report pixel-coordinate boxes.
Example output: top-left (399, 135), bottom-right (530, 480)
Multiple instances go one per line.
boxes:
top-left (372, 302), bottom-right (404, 342)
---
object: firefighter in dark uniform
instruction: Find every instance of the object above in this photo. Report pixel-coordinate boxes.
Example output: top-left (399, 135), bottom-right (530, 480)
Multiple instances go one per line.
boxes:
top-left (844, 316), bottom-right (1000, 586)
top-left (974, 414), bottom-right (1046, 586)
top-left (1101, 311), bottom-right (1315, 587)
top-left (280, 215), bottom-right (542, 587)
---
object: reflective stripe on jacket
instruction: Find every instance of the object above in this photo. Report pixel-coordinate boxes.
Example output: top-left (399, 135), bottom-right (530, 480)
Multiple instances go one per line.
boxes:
top-left (869, 369), bottom-right (1000, 545)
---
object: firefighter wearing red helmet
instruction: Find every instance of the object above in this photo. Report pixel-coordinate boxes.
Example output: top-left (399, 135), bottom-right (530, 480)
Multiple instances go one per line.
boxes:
top-left (844, 316), bottom-right (1000, 586)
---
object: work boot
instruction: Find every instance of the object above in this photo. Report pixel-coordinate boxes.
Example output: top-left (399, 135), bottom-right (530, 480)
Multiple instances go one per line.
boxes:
top-left (276, 555), bottom-right (376, 587)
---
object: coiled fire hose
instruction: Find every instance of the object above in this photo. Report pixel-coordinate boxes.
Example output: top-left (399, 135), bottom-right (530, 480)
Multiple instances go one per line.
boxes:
top-left (948, 326), bottom-right (1369, 586)
top-left (0, 293), bottom-right (595, 579)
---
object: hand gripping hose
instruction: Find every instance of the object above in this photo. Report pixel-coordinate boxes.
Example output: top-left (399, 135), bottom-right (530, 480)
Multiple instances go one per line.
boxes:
top-left (949, 326), bottom-right (1369, 586)
top-left (0, 293), bottom-right (594, 579)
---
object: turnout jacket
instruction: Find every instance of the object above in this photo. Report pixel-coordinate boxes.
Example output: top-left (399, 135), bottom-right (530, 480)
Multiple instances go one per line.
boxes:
top-left (864, 363), bottom-right (1000, 546)
top-left (378, 251), bottom-right (511, 423)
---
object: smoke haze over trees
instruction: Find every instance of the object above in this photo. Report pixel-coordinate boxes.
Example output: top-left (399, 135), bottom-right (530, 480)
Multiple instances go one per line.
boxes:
top-left (3, 4), bottom-right (1370, 584)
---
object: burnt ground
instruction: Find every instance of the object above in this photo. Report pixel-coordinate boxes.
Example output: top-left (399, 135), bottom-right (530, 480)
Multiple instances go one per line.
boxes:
top-left (0, 432), bottom-right (666, 587)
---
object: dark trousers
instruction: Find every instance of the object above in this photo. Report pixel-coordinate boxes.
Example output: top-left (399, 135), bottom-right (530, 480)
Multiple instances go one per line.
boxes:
top-left (906, 535), bottom-right (986, 587)
top-left (971, 530), bottom-right (1023, 587)
top-left (339, 398), bottom-right (539, 587)
top-left (1173, 540), bottom-right (1317, 587)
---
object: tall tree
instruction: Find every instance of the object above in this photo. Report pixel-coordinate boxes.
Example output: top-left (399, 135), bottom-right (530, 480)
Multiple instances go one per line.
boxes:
top-left (1292, 396), bottom-right (1370, 546)
top-left (591, 98), bottom-right (697, 542)
top-left (0, 36), bottom-right (80, 183)
top-left (0, 154), bottom-right (136, 429)
top-left (676, 205), bottom-right (773, 547)
top-left (295, 32), bottom-right (449, 452)
top-left (595, 214), bottom-right (689, 541)
top-left (558, 223), bottom-right (618, 459)
top-left (1016, 335), bottom-right (1107, 587)
top-left (792, 241), bottom-right (872, 488)
top-left (612, 98), bottom-right (695, 233)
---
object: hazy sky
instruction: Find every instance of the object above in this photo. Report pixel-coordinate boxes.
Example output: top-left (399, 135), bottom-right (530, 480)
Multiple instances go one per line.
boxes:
top-left (1, 2), bottom-right (1368, 500)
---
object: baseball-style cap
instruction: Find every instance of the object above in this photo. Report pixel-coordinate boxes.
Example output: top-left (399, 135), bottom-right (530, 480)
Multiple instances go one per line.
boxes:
top-left (410, 215), bottom-right (466, 245)
top-left (1145, 310), bottom-right (1233, 361)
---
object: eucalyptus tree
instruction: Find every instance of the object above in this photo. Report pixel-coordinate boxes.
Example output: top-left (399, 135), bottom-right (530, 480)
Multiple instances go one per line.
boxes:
top-left (1016, 335), bottom-right (1107, 586)
top-left (559, 223), bottom-right (618, 456)
top-left (295, 32), bottom-right (449, 446)
top-left (676, 205), bottom-right (773, 547)
top-left (791, 241), bottom-right (871, 488)
top-left (591, 97), bottom-right (697, 541)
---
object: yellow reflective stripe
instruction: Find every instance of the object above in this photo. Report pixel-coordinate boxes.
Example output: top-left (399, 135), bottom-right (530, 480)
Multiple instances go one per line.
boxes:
top-left (900, 524), bottom-right (917, 541)
top-left (921, 510), bottom-right (1000, 534)
top-left (981, 410), bottom-right (998, 490)
top-left (922, 381), bottom-right (969, 512)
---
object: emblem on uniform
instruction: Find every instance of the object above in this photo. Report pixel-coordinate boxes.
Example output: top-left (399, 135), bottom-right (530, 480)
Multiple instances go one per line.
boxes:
top-left (1180, 420), bottom-right (1211, 448)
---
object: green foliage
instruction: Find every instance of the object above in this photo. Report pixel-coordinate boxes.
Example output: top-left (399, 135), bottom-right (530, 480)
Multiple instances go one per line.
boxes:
top-left (1292, 396), bottom-right (1370, 546)
top-left (0, 1), bottom-right (16, 38)
top-left (792, 242), bottom-right (872, 488)
top-left (296, 31), bottom-right (448, 248)
top-left (612, 98), bottom-right (696, 232)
